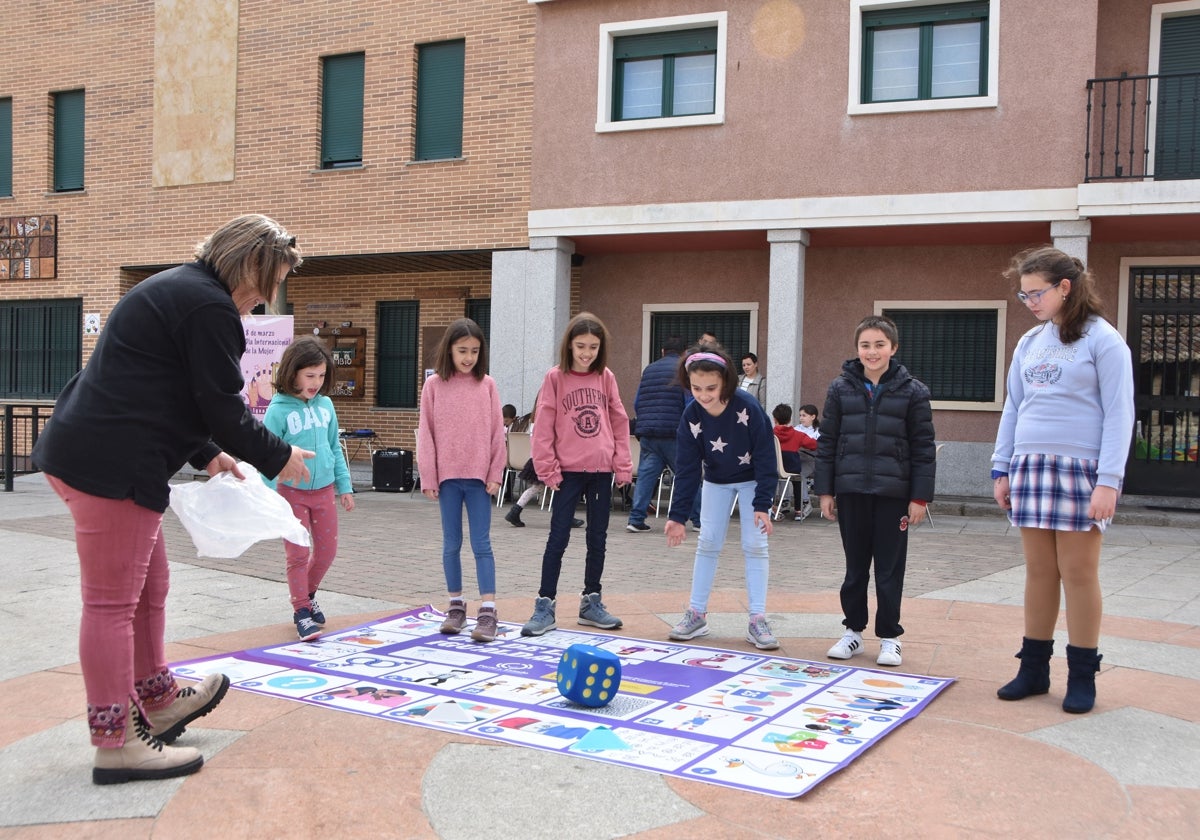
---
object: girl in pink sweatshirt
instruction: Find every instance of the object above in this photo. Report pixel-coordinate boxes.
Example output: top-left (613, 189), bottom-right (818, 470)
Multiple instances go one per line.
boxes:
top-left (417, 318), bottom-right (508, 642)
top-left (520, 312), bottom-right (633, 637)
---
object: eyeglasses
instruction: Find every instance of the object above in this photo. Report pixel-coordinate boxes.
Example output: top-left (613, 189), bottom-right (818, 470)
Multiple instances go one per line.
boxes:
top-left (1016, 280), bottom-right (1062, 304)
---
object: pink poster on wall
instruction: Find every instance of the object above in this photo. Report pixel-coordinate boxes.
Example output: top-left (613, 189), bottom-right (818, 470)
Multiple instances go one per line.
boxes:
top-left (240, 315), bottom-right (294, 419)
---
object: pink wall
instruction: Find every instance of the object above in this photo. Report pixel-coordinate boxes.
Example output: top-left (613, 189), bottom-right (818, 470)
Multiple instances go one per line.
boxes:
top-left (531, 0), bottom-right (1100, 209)
top-left (569, 237), bottom-right (1184, 443)
top-left (576, 249), bottom-right (770, 410)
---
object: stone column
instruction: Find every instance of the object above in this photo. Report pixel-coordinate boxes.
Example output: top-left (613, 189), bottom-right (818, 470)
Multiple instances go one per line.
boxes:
top-left (1051, 219), bottom-right (1092, 265)
top-left (766, 229), bottom-right (810, 411)
top-left (490, 237), bottom-right (575, 413)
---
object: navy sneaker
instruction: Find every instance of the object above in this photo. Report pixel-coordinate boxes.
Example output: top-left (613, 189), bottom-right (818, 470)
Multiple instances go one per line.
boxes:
top-left (308, 592), bottom-right (326, 625)
top-left (294, 608), bottom-right (322, 641)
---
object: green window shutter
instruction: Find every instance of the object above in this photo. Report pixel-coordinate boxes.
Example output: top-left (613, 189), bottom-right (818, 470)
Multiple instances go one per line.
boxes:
top-left (415, 40), bottom-right (465, 161)
top-left (1, 298), bottom-right (82, 398)
top-left (376, 300), bottom-right (420, 408)
top-left (0, 98), bottom-right (12, 197)
top-left (884, 309), bottom-right (996, 402)
top-left (321, 53), bottom-right (365, 168)
top-left (865, 1), bottom-right (987, 28)
top-left (1155, 14), bottom-right (1200, 179)
top-left (465, 298), bottom-right (491, 345)
top-left (53, 90), bottom-right (85, 192)
top-left (648, 312), bottom-right (751, 368)
top-left (614, 28), bottom-right (717, 60)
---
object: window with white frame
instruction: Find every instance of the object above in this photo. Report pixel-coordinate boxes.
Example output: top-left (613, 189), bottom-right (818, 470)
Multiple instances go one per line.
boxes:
top-left (597, 13), bottom-right (727, 133)
top-left (877, 301), bottom-right (1007, 411)
top-left (849, 0), bottom-right (998, 115)
top-left (641, 302), bottom-right (758, 368)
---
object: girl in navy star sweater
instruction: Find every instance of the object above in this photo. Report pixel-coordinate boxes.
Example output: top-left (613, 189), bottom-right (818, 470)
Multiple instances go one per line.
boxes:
top-left (665, 345), bottom-right (779, 650)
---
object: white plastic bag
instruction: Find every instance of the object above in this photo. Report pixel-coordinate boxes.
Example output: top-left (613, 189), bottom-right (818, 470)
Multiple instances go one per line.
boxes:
top-left (169, 462), bottom-right (311, 558)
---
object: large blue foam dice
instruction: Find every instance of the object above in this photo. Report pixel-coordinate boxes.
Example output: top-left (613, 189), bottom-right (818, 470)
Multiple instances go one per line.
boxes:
top-left (556, 644), bottom-right (622, 708)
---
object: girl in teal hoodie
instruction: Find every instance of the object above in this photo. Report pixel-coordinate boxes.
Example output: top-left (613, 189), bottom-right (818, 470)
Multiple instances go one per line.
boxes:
top-left (264, 337), bottom-right (355, 640)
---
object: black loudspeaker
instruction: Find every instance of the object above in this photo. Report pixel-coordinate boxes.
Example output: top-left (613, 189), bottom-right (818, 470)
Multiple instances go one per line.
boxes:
top-left (372, 448), bottom-right (414, 492)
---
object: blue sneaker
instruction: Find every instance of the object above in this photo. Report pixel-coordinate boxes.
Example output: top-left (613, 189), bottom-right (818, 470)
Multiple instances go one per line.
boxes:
top-left (308, 592), bottom-right (325, 625)
top-left (578, 592), bottom-right (622, 629)
top-left (294, 609), bottom-right (322, 641)
top-left (521, 597), bottom-right (557, 636)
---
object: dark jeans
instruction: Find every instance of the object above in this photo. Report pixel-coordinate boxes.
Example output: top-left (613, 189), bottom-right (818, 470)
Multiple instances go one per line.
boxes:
top-left (835, 492), bottom-right (910, 639)
top-left (538, 471), bottom-right (613, 600)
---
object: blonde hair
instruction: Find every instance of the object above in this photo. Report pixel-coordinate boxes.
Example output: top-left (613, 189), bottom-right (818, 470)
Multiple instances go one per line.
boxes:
top-left (195, 214), bottom-right (302, 301)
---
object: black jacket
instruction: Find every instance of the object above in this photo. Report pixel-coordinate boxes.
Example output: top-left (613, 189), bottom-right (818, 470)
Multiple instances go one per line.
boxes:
top-left (33, 260), bottom-right (292, 512)
top-left (813, 358), bottom-right (936, 501)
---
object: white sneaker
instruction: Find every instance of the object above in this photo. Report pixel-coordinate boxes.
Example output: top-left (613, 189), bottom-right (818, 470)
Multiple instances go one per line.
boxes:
top-left (877, 638), bottom-right (902, 666)
top-left (827, 630), bottom-right (863, 660)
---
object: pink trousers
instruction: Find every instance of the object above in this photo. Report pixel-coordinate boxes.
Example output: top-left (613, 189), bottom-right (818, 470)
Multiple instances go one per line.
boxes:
top-left (277, 483), bottom-right (339, 612)
top-left (47, 476), bottom-right (180, 747)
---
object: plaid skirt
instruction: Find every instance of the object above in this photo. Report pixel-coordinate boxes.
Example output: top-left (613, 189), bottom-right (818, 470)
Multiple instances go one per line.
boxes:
top-left (1007, 453), bottom-right (1109, 533)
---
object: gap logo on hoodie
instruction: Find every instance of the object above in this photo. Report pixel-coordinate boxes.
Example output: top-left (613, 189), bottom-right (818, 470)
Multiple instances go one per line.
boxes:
top-left (286, 404), bottom-right (334, 436)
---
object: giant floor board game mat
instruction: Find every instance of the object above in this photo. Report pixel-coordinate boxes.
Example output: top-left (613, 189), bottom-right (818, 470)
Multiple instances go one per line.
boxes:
top-left (172, 607), bottom-right (954, 798)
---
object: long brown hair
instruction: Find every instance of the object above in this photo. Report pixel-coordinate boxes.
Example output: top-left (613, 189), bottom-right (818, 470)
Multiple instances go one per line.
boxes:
top-left (1005, 246), bottom-right (1105, 344)
top-left (432, 317), bottom-right (488, 381)
top-left (678, 342), bottom-right (738, 401)
top-left (557, 312), bottom-right (610, 374)
top-left (273, 337), bottom-right (334, 397)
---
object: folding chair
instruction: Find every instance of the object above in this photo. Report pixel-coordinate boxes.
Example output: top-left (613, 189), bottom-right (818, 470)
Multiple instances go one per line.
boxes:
top-left (499, 432), bottom-right (533, 506)
top-left (771, 437), bottom-right (804, 521)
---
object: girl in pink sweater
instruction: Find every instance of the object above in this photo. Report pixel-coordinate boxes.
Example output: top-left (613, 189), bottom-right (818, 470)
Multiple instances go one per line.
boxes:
top-left (520, 312), bottom-right (633, 637)
top-left (417, 318), bottom-right (508, 642)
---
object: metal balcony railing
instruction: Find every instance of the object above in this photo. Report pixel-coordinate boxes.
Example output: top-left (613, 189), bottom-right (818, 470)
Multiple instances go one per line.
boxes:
top-left (1085, 70), bottom-right (1200, 182)
top-left (2, 403), bottom-right (51, 491)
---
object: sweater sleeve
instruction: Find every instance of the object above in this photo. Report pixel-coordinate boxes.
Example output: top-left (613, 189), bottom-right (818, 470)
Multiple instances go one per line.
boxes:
top-left (606, 370), bottom-right (634, 484)
top-left (751, 406), bottom-right (777, 513)
top-left (1093, 326), bottom-right (1135, 488)
top-left (328, 401), bottom-right (353, 495)
top-left (991, 333), bottom-right (1029, 475)
top-left (417, 377), bottom-right (440, 490)
top-left (668, 408), bottom-right (703, 524)
top-left (485, 377), bottom-right (508, 486)
top-left (531, 371), bottom-right (562, 489)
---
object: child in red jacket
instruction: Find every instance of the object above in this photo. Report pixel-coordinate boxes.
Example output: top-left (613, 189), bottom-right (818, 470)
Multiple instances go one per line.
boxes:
top-left (772, 404), bottom-right (817, 520)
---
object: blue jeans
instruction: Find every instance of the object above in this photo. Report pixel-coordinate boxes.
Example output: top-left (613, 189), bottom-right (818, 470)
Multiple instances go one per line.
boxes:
top-left (539, 471), bottom-right (612, 599)
top-left (437, 478), bottom-right (496, 595)
top-left (688, 479), bottom-right (770, 615)
top-left (628, 436), bottom-right (676, 526)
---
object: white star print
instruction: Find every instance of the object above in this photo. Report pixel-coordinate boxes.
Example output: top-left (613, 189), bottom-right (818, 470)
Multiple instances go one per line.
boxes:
top-left (689, 421), bottom-right (702, 438)
top-left (710, 437), bottom-right (727, 453)
top-left (736, 408), bottom-right (749, 426)
top-left (738, 452), bottom-right (751, 465)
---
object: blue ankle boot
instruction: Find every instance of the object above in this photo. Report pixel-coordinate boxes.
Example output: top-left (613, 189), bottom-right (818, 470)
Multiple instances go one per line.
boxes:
top-left (1063, 644), bottom-right (1102, 713)
top-left (997, 637), bottom-right (1053, 701)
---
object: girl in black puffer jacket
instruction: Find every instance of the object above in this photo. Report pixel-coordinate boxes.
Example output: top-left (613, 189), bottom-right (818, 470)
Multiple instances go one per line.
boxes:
top-left (814, 315), bottom-right (936, 667)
